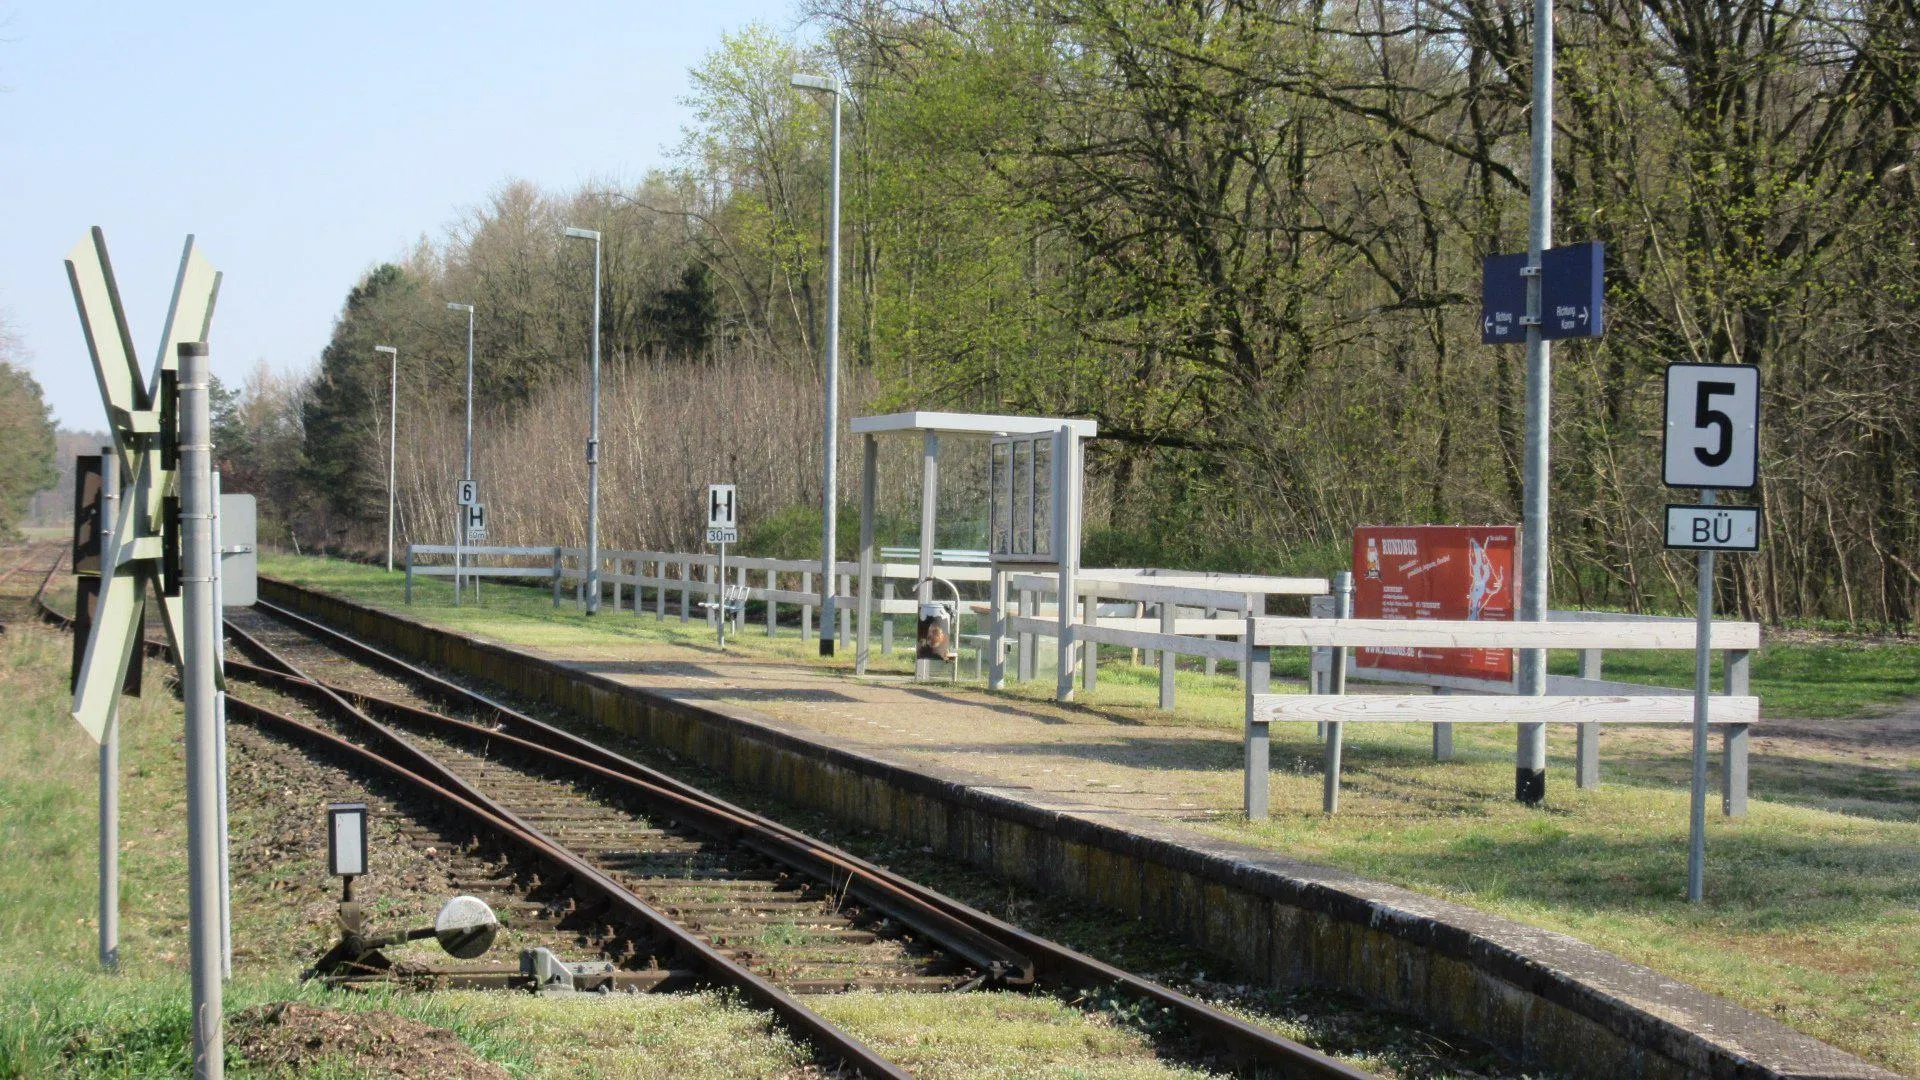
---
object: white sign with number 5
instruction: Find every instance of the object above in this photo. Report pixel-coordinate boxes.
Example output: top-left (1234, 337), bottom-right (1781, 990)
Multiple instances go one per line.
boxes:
top-left (1663, 364), bottom-right (1759, 490)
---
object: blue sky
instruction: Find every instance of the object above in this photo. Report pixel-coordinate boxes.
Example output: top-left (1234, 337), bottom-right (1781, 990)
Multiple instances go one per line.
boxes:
top-left (1, 0), bottom-right (792, 428)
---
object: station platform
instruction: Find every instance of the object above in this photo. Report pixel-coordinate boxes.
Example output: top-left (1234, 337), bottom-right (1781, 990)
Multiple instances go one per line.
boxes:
top-left (557, 649), bottom-right (1246, 825)
top-left (259, 576), bottom-right (1900, 1080)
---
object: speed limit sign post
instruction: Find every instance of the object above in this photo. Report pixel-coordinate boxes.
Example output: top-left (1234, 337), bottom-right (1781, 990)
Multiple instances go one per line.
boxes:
top-left (1662, 362), bottom-right (1760, 904)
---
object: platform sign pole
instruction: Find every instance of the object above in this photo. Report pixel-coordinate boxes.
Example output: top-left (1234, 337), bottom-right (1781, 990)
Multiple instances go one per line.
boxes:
top-left (1513, 0), bottom-right (1557, 807)
top-left (706, 485), bottom-right (739, 648)
top-left (1662, 362), bottom-right (1761, 903)
top-left (178, 342), bottom-right (223, 1079)
top-left (98, 445), bottom-right (120, 973)
top-left (1686, 490), bottom-right (1717, 901)
top-left (212, 469), bottom-right (231, 981)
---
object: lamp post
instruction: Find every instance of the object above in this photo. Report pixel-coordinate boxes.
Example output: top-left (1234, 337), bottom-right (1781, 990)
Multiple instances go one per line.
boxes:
top-left (562, 227), bottom-right (604, 614)
top-left (374, 345), bottom-right (398, 573)
top-left (793, 71), bottom-right (844, 656)
top-left (447, 302), bottom-right (475, 603)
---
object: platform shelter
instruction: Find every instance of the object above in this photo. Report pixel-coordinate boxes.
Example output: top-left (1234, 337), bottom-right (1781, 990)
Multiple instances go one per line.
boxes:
top-left (848, 411), bottom-right (1097, 687)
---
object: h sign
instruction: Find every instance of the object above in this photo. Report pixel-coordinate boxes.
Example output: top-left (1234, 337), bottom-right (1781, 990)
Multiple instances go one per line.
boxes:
top-left (706, 484), bottom-right (736, 530)
top-left (1663, 363), bottom-right (1760, 490)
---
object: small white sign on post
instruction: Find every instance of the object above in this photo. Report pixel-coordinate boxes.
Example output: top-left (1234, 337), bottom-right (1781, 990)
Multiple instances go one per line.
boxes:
top-left (464, 503), bottom-right (487, 543)
top-left (1664, 504), bottom-right (1760, 551)
top-left (1661, 361), bottom-right (1762, 906)
top-left (705, 484), bottom-right (738, 647)
top-left (1663, 363), bottom-right (1760, 490)
top-left (458, 480), bottom-right (478, 506)
top-left (705, 484), bottom-right (738, 545)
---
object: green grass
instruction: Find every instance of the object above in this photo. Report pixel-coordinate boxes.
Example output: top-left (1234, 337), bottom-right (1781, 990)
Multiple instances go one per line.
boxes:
top-left (257, 553), bottom-right (1920, 1075)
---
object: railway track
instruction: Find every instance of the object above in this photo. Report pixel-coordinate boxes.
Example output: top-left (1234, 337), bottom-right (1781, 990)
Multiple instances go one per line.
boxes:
top-left (214, 598), bottom-right (1373, 1080)
top-left (0, 543), bottom-right (54, 599)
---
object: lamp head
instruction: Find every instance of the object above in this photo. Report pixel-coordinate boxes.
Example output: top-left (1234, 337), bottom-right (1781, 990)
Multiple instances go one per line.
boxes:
top-left (447, 302), bottom-right (473, 313)
top-left (373, 345), bottom-right (396, 355)
top-left (791, 73), bottom-right (836, 93)
top-left (563, 226), bottom-right (600, 241)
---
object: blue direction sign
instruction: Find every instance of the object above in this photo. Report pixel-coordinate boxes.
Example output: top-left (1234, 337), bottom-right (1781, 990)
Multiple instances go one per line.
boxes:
top-left (1540, 241), bottom-right (1604, 340)
top-left (1480, 252), bottom-right (1528, 343)
top-left (1481, 240), bottom-right (1605, 343)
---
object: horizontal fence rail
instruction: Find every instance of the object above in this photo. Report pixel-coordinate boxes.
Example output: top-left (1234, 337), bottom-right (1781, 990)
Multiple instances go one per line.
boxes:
top-left (400, 545), bottom-right (1759, 825)
top-left (1244, 612), bottom-right (1757, 821)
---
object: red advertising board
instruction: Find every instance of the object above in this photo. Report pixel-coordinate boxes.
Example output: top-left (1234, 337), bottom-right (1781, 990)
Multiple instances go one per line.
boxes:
top-left (1353, 525), bottom-right (1518, 683)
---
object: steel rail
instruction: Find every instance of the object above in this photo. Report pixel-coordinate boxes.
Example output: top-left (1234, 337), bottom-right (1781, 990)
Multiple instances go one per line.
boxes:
top-left (310, 677), bottom-right (1032, 983)
top-left (0, 544), bottom-right (52, 595)
top-left (243, 602), bottom-right (1031, 981)
top-left (219, 648), bottom-right (1030, 984)
top-left (32, 548), bottom-right (71, 628)
top-left (250, 595), bottom-right (1376, 1079)
top-left (219, 623), bottom-right (913, 1080)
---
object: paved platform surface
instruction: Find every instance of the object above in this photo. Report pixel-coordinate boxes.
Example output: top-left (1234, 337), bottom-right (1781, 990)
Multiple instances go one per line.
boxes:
top-left (541, 639), bottom-right (1252, 823)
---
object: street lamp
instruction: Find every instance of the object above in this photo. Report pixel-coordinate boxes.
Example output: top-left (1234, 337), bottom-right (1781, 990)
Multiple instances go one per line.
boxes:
top-left (374, 345), bottom-right (398, 573)
top-left (793, 71), bottom-right (844, 656)
top-left (447, 302), bottom-right (475, 603)
top-left (562, 226), bottom-right (603, 614)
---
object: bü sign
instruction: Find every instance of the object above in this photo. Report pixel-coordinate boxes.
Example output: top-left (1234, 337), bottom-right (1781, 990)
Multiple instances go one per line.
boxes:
top-left (1353, 525), bottom-right (1518, 684)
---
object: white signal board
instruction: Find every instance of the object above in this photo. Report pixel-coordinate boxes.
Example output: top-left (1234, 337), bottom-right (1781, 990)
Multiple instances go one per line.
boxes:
top-left (1664, 364), bottom-right (1759, 490)
top-left (705, 484), bottom-right (738, 545)
top-left (706, 484), bottom-right (737, 529)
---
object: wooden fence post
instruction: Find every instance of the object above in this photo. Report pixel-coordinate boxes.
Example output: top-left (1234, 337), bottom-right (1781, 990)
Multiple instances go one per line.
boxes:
top-left (1158, 603), bottom-right (1176, 709)
top-left (1724, 649), bottom-right (1751, 817)
top-left (882, 581), bottom-right (894, 654)
top-left (1244, 628), bottom-right (1271, 820)
top-left (1082, 593), bottom-right (1098, 691)
top-left (1576, 648), bottom-right (1603, 786)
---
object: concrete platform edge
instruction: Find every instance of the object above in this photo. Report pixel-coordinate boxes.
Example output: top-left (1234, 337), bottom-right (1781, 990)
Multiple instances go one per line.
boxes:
top-left (259, 577), bottom-right (1899, 1080)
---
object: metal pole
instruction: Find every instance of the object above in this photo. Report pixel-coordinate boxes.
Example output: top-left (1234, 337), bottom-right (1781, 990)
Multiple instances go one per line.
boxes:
top-left (212, 469), bottom-right (230, 981)
top-left (177, 341), bottom-right (223, 1079)
top-left (463, 305), bottom-right (475, 483)
top-left (582, 234), bottom-right (603, 614)
top-left (1515, 0), bottom-right (1555, 805)
top-left (98, 443), bottom-right (119, 973)
top-left (856, 434), bottom-right (877, 673)
top-left (452, 303), bottom-right (475, 604)
top-left (916, 431), bottom-right (937, 680)
top-left (717, 544), bottom-right (728, 649)
top-left (818, 84), bottom-right (843, 657)
top-left (377, 346), bottom-right (397, 573)
top-left (1055, 429), bottom-right (1081, 701)
top-left (1325, 571), bottom-right (1352, 814)
top-left (1688, 489), bottom-right (1717, 902)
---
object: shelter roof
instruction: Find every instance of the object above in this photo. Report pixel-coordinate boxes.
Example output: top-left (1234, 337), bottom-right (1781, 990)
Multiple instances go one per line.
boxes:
top-left (848, 411), bottom-right (1098, 438)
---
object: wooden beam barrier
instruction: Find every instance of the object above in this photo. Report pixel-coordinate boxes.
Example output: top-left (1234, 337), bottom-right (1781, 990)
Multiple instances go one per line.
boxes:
top-left (1251, 616), bottom-right (1762, 652)
top-left (1249, 694), bottom-right (1758, 726)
